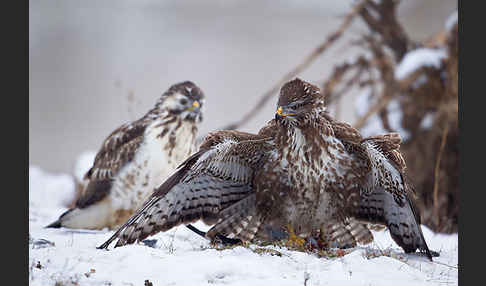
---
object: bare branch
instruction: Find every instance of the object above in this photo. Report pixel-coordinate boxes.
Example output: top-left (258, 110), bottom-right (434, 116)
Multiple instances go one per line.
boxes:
top-left (219, 1), bottom-right (368, 130)
top-left (359, 0), bottom-right (411, 61)
top-left (353, 94), bottom-right (393, 130)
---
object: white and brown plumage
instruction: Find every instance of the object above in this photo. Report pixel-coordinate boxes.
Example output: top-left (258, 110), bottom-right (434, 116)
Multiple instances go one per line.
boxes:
top-left (98, 78), bottom-right (433, 260)
top-left (47, 81), bottom-right (204, 230)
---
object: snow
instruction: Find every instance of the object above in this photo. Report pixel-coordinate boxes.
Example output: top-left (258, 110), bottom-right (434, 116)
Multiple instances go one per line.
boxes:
top-left (355, 88), bottom-right (374, 119)
top-left (29, 166), bottom-right (75, 211)
top-left (420, 113), bottom-right (436, 130)
top-left (412, 74), bottom-right (429, 89)
top-left (354, 90), bottom-right (410, 141)
top-left (395, 48), bottom-right (447, 80)
top-left (29, 164), bottom-right (458, 286)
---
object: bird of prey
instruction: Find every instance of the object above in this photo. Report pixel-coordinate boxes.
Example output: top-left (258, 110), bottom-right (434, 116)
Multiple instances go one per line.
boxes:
top-left (98, 78), bottom-right (433, 260)
top-left (47, 81), bottom-right (204, 230)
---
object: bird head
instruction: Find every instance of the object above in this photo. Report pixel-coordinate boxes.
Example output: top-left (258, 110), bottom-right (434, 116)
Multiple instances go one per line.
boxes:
top-left (155, 81), bottom-right (204, 123)
top-left (275, 78), bottom-right (325, 127)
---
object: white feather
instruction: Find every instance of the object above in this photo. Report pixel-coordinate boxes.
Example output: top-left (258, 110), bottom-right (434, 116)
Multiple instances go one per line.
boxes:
top-left (111, 118), bottom-right (197, 210)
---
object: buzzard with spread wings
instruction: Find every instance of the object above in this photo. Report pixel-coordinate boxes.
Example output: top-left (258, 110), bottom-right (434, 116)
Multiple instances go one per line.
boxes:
top-left (99, 78), bottom-right (433, 261)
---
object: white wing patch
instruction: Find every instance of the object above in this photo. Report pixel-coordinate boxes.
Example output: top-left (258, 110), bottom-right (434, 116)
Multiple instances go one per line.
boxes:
top-left (360, 140), bottom-right (404, 195)
top-left (192, 138), bottom-right (254, 184)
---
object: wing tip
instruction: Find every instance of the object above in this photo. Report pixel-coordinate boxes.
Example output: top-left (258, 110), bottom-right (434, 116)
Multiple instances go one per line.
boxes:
top-left (422, 243), bottom-right (440, 261)
top-left (45, 220), bottom-right (62, 228)
top-left (97, 234), bottom-right (121, 250)
top-left (96, 242), bottom-right (110, 250)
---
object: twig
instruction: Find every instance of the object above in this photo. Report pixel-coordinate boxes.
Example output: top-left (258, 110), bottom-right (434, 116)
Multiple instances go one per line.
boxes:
top-left (323, 59), bottom-right (369, 121)
top-left (359, 0), bottom-right (411, 61)
top-left (219, 1), bottom-right (367, 130)
top-left (350, 32), bottom-right (400, 130)
top-left (432, 260), bottom-right (459, 270)
top-left (324, 57), bottom-right (369, 107)
top-left (433, 124), bottom-right (450, 228)
top-left (353, 94), bottom-right (394, 130)
top-left (304, 271), bottom-right (310, 286)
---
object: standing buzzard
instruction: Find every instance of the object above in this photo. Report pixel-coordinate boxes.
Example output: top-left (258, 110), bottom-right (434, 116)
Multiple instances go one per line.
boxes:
top-left (47, 81), bottom-right (204, 230)
top-left (98, 78), bottom-right (433, 260)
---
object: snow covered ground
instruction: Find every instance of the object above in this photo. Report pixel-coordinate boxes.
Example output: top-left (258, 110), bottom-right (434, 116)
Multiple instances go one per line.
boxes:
top-left (29, 164), bottom-right (458, 286)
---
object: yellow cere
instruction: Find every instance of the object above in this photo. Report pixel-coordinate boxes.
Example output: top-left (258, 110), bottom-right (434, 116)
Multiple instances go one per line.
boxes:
top-left (188, 101), bottom-right (200, 111)
top-left (276, 106), bottom-right (295, 117)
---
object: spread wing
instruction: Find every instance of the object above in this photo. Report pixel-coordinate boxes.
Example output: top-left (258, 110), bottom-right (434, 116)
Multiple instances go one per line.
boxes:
top-left (356, 134), bottom-right (433, 260)
top-left (76, 119), bottom-right (148, 208)
top-left (326, 117), bottom-right (431, 259)
top-left (98, 130), bottom-right (273, 249)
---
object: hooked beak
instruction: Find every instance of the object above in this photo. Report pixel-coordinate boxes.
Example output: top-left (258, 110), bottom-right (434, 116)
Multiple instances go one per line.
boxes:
top-left (275, 106), bottom-right (296, 121)
top-left (187, 100), bottom-right (200, 112)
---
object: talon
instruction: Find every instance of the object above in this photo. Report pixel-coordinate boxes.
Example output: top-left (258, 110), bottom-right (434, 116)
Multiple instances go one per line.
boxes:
top-left (285, 225), bottom-right (306, 249)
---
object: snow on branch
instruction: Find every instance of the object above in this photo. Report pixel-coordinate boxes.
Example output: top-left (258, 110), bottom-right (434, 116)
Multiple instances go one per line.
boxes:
top-left (394, 48), bottom-right (447, 80)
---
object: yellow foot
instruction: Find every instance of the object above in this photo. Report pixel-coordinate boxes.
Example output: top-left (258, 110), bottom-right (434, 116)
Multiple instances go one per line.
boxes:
top-left (285, 225), bottom-right (307, 250)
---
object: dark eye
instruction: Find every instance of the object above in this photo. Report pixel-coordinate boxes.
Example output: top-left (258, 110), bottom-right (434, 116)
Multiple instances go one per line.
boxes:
top-left (180, 98), bottom-right (188, 105)
top-left (293, 102), bottom-right (305, 109)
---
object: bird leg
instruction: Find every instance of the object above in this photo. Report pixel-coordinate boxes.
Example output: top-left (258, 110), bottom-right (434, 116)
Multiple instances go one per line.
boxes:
top-left (284, 225), bottom-right (307, 250)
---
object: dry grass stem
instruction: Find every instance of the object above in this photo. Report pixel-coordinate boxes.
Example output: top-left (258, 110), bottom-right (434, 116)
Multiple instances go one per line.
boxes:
top-left (433, 124), bottom-right (450, 228)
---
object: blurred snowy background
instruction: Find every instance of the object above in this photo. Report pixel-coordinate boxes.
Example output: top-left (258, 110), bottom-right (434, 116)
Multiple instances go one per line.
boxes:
top-left (29, 0), bottom-right (457, 174)
top-left (29, 2), bottom-right (459, 284)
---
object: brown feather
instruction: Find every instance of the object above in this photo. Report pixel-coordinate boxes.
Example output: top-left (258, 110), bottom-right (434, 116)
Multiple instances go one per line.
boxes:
top-left (99, 78), bottom-right (433, 261)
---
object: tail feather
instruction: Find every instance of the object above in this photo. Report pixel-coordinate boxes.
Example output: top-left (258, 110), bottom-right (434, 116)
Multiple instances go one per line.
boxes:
top-left (345, 218), bottom-right (374, 245)
top-left (46, 219), bottom-right (62, 228)
top-left (45, 209), bottom-right (74, 228)
top-left (320, 220), bottom-right (357, 249)
top-left (206, 195), bottom-right (261, 242)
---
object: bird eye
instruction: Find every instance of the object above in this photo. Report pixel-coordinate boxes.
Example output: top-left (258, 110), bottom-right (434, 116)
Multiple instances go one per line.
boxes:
top-left (293, 102), bottom-right (304, 109)
top-left (180, 98), bottom-right (188, 105)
